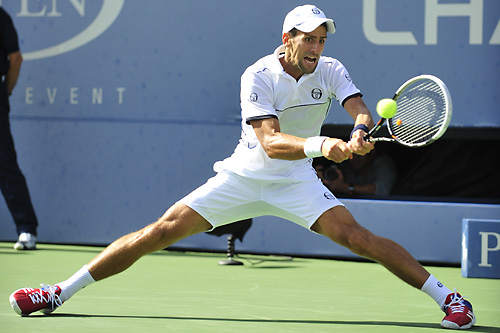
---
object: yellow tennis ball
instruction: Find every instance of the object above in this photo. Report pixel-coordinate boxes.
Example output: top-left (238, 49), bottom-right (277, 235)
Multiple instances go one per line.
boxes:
top-left (376, 98), bottom-right (397, 119)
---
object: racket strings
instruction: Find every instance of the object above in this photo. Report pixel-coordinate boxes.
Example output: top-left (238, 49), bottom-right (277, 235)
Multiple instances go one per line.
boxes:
top-left (390, 80), bottom-right (447, 145)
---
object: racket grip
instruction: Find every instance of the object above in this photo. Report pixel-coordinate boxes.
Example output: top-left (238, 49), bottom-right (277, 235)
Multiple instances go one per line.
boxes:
top-left (363, 134), bottom-right (373, 141)
top-left (363, 118), bottom-right (385, 142)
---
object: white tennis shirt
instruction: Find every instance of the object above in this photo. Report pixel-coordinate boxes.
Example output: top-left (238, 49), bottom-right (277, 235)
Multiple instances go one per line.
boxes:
top-left (214, 45), bottom-right (361, 182)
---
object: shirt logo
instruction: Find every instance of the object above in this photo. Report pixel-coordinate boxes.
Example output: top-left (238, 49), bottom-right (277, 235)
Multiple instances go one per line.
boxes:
top-left (250, 93), bottom-right (258, 102)
top-left (324, 192), bottom-right (335, 200)
top-left (311, 88), bottom-right (322, 100)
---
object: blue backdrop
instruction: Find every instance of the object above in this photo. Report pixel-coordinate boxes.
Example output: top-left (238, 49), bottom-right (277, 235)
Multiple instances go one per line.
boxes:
top-left (1, 1), bottom-right (499, 257)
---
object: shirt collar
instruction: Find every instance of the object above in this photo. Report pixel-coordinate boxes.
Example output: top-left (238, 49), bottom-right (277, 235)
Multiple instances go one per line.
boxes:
top-left (271, 45), bottom-right (286, 74)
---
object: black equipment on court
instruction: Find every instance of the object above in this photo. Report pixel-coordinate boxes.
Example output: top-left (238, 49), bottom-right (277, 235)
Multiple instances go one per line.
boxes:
top-left (206, 219), bottom-right (253, 265)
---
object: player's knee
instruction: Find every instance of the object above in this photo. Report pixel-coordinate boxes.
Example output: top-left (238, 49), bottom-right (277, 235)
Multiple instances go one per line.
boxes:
top-left (128, 222), bottom-right (168, 253)
top-left (147, 219), bottom-right (183, 247)
top-left (146, 215), bottom-right (208, 249)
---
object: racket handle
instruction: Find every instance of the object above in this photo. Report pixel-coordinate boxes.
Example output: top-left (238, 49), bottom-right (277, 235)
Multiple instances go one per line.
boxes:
top-left (363, 118), bottom-right (386, 142)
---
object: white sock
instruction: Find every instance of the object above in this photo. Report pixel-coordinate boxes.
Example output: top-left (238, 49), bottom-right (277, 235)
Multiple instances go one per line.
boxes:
top-left (421, 274), bottom-right (452, 310)
top-left (56, 265), bottom-right (96, 302)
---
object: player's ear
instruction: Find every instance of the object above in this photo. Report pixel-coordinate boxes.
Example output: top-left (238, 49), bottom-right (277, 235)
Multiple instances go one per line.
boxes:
top-left (282, 32), bottom-right (290, 46)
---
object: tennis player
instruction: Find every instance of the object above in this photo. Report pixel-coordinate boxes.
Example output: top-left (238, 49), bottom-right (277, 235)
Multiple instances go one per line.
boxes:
top-left (9, 5), bottom-right (475, 330)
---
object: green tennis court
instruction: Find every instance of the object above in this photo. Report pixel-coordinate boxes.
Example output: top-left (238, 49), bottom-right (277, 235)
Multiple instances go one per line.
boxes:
top-left (1, 242), bottom-right (499, 332)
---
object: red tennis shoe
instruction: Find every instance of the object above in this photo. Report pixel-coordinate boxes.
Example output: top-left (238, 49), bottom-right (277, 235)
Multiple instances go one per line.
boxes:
top-left (9, 284), bottom-right (63, 316)
top-left (440, 289), bottom-right (475, 329)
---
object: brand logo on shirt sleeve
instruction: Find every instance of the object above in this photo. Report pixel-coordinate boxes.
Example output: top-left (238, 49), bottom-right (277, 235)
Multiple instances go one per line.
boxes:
top-left (324, 192), bottom-right (335, 200)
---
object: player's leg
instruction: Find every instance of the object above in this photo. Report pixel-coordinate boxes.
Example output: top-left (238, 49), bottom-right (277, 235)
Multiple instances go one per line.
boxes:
top-left (9, 203), bottom-right (212, 316)
top-left (311, 206), bottom-right (429, 288)
top-left (87, 202), bottom-right (212, 281)
top-left (267, 179), bottom-right (429, 286)
top-left (10, 171), bottom-right (259, 316)
top-left (311, 206), bottom-right (475, 329)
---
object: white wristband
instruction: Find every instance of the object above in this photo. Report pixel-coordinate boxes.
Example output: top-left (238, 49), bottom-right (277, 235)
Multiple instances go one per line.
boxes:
top-left (303, 136), bottom-right (328, 158)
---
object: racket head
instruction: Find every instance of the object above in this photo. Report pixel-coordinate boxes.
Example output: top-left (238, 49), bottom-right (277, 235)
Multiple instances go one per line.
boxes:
top-left (387, 75), bottom-right (452, 147)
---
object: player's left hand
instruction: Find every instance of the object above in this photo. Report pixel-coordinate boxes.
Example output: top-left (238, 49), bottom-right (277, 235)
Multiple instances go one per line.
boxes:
top-left (347, 130), bottom-right (374, 155)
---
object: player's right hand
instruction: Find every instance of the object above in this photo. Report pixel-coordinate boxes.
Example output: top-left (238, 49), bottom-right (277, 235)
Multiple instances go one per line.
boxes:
top-left (321, 138), bottom-right (353, 163)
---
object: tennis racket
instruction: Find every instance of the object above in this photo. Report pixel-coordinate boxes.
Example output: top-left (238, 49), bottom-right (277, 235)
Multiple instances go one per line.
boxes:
top-left (365, 74), bottom-right (452, 147)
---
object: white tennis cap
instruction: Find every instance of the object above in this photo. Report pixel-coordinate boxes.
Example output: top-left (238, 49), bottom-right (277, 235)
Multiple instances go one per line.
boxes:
top-left (282, 5), bottom-right (336, 35)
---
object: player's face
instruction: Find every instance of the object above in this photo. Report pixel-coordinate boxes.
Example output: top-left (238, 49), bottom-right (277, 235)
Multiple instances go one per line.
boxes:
top-left (283, 25), bottom-right (327, 80)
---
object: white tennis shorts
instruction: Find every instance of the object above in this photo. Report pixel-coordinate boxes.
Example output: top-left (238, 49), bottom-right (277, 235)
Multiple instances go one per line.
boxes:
top-left (179, 171), bottom-right (344, 230)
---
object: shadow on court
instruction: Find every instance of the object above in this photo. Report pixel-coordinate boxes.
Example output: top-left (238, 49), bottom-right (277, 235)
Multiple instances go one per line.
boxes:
top-left (28, 313), bottom-right (439, 328)
top-left (22, 313), bottom-right (496, 332)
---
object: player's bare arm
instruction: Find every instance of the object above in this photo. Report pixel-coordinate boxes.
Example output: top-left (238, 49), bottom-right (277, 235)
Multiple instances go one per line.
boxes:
top-left (252, 117), bottom-right (352, 163)
top-left (344, 96), bottom-right (375, 155)
top-left (251, 117), bottom-right (305, 160)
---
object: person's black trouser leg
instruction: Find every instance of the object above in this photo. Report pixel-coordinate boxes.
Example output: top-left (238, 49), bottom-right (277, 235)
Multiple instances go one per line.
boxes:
top-left (0, 86), bottom-right (38, 236)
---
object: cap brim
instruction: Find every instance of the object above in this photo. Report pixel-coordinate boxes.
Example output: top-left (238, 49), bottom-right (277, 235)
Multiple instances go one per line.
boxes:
top-left (295, 18), bottom-right (336, 34)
